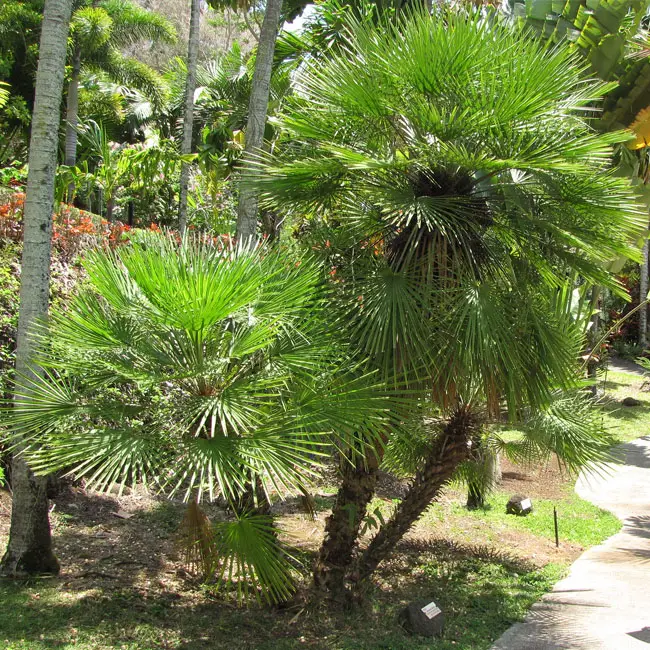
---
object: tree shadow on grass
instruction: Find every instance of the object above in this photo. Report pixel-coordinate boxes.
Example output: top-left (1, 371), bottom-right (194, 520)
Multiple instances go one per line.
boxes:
top-left (600, 402), bottom-right (650, 422)
top-left (0, 519), bottom-right (562, 650)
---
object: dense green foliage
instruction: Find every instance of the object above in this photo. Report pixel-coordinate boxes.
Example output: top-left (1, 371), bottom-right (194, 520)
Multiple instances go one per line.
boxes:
top-left (2, 0), bottom-right (650, 636)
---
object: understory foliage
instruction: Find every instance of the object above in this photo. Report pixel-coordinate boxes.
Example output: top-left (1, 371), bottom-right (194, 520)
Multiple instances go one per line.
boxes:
top-left (5, 232), bottom-right (398, 602)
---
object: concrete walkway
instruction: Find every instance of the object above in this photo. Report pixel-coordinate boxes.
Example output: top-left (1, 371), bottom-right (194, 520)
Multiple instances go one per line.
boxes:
top-left (491, 437), bottom-right (650, 650)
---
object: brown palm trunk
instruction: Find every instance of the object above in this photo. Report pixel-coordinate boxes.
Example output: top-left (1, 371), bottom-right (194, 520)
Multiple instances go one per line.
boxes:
top-left (313, 444), bottom-right (382, 597)
top-left (353, 406), bottom-right (479, 586)
top-left (0, 0), bottom-right (73, 576)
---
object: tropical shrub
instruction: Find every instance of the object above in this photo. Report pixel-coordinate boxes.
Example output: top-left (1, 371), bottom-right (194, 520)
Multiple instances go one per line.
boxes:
top-left (253, 8), bottom-right (644, 597)
top-left (5, 232), bottom-right (397, 602)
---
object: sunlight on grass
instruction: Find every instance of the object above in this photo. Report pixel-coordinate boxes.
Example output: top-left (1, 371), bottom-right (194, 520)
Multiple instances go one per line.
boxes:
top-left (454, 493), bottom-right (620, 547)
top-left (0, 558), bottom-right (566, 650)
top-left (598, 369), bottom-right (650, 443)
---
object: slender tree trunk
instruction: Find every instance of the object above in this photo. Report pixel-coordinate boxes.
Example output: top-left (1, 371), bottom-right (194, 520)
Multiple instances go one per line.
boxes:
top-left (640, 239), bottom-right (648, 348)
top-left (105, 196), bottom-right (114, 222)
top-left (353, 406), bottom-right (479, 586)
top-left (0, 0), bottom-right (73, 577)
top-left (235, 0), bottom-right (283, 243)
top-left (64, 46), bottom-right (81, 169)
top-left (313, 445), bottom-right (383, 597)
top-left (178, 0), bottom-right (201, 238)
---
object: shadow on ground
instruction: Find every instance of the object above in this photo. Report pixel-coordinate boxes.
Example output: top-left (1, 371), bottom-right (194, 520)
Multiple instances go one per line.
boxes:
top-left (0, 536), bottom-right (562, 650)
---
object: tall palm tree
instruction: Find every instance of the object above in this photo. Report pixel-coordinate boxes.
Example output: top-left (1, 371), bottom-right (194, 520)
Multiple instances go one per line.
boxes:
top-left (64, 0), bottom-right (176, 169)
top-left (252, 9), bottom-right (644, 595)
top-left (235, 0), bottom-right (284, 242)
top-left (0, 0), bottom-right (73, 576)
top-left (178, 0), bottom-right (202, 237)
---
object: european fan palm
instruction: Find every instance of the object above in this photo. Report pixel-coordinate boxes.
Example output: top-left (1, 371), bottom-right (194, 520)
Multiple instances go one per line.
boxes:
top-left (5, 233), bottom-right (396, 600)
top-left (252, 9), bottom-right (645, 595)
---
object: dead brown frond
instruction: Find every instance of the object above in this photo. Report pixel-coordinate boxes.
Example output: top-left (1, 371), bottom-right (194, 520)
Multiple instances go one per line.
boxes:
top-left (177, 500), bottom-right (216, 580)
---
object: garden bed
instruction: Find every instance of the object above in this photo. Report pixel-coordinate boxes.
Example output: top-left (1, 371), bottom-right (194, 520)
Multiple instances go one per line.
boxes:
top-left (1, 362), bottom-right (635, 650)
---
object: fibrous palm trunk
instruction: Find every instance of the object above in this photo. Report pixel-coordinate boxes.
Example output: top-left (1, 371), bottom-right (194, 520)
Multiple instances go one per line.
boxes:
top-left (354, 406), bottom-right (478, 586)
top-left (0, 0), bottom-right (73, 576)
top-left (178, 0), bottom-right (201, 238)
top-left (313, 445), bottom-right (383, 597)
top-left (235, 0), bottom-right (283, 243)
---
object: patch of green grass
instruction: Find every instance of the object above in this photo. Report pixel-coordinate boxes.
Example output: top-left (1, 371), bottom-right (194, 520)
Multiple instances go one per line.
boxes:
top-left (451, 492), bottom-right (621, 547)
top-left (0, 552), bottom-right (566, 650)
top-left (138, 500), bottom-right (183, 534)
top-left (598, 370), bottom-right (650, 443)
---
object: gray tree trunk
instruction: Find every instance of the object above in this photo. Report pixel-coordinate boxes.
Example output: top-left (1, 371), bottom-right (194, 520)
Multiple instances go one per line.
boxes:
top-left (64, 46), bottom-right (81, 169)
top-left (235, 0), bottom-right (283, 243)
top-left (640, 239), bottom-right (649, 348)
top-left (178, 0), bottom-right (201, 238)
top-left (0, 0), bottom-right (73, 576)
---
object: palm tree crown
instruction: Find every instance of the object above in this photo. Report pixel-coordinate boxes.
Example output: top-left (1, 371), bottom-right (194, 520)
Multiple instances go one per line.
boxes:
top-left (254, 10), bottom-right (645, 409)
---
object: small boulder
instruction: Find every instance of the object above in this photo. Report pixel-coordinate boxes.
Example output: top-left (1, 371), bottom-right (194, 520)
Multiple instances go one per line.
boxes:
top-left (401, 599), bottom-right (444, 637)
top-left (506, 495), bottom-right (533, 516)
top-left (622, 397), bottom-right (641, 407)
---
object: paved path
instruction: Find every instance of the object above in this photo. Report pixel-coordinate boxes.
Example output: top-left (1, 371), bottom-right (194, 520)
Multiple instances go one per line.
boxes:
top-left (607, 356), bottom-right (647, 377)
top-left (491, 437), bottom-right (650, 650)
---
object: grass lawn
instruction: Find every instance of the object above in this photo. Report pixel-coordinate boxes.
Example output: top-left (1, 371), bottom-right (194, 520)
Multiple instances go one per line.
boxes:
top-left (0, 367), bottom-right (643, 650)
top-left (598, 369), bottom-right (650, 443)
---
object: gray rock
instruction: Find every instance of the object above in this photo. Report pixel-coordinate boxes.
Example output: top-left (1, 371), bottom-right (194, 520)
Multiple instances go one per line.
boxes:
top-left (506, 495), bottom-right (533, 516)
top-left (402, 599), bottom-right (444, 637)
top-left (622, 397), bottom-right (642, 407)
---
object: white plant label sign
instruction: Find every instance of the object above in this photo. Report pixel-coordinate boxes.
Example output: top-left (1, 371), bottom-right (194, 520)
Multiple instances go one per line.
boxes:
top-left (421, 602), bottom-right (442, 619)
top-left (520, 498), bottom-right (532, 510)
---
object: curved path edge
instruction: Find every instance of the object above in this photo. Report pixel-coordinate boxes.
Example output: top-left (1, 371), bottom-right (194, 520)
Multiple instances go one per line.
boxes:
top-left (491, 437), bottom-right (650, 650)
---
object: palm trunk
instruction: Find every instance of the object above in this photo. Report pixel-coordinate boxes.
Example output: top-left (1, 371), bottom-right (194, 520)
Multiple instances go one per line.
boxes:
top-left (640, 239), bottom-right (648, 348)
top-left (178, 0), bottom-right (201, 238)
top-left (354, 406), bottom-right (478, 586)
top-left (466, 441), bottom-right (500, 510)
top-left (466, 482), bottom-right (485, 510)
top-left (105, 196), bottom-right (114, 222)
top-left (1, 0), bottom-right (73, 576)
top-left (313, 445), bottom-right (383, 597)
top-left (64, 46), bottom-right (81, 169)
top-left (235, 0), bottom-right (283, 243)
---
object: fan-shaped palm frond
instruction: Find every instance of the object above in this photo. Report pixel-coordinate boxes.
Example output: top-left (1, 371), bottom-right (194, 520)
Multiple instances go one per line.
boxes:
top-left (3, 233), bottom-right (404, 598)
top-left (213, 512), bottom-right (298, 604)
top-left (495, 390), bottom-right (617, 474)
